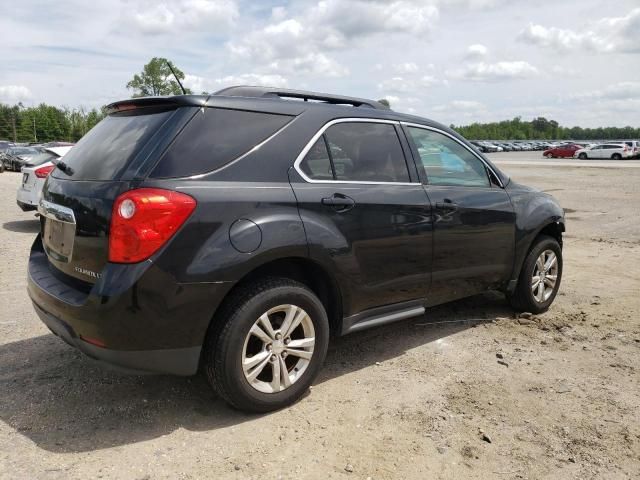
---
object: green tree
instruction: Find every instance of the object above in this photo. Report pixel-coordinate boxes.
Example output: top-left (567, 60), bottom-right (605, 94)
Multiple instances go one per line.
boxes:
top-left (377, 98), bottom-right (391, 108)
top-left (126, 58), bottom-right (192, 97)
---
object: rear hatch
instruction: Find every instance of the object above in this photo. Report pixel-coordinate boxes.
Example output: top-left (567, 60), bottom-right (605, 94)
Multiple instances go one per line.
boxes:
top-left (40, 105), bottom-right (185, 284)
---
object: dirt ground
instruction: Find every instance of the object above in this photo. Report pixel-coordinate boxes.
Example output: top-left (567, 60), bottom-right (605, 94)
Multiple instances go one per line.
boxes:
top-left (1, 152), bottom-right (639, 479)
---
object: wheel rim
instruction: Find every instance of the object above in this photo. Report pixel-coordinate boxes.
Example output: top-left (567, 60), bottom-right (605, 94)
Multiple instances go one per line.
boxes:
top-left (241, 304), bottom-right (315, 394)
top-left (531, 249), bottom-right (559, 303)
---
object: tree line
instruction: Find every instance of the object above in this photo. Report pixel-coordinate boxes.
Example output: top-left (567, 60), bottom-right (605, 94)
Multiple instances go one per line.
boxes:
top-left (0, 103), bottom-right (104, 143)
top-left (3, 103), bottom-right (637, 144)
top-left (451, 116), bottom-right (639, 141)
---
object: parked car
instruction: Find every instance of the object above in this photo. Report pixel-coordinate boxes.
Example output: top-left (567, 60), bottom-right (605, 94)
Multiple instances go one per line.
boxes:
top-left (623, 140), bottom-right (640, 159)
top-left (575, 143), bottom-right (633, 160)
top-left (2, 146), bottom-right (41, 171)
top-left (0, 140), bottom-right (14, 153)
top-left (543, 144), bottom-right (581, 158)
top-left (16, 146), bottom-right (74, 211)
top-left (28, 87), bottom-right (565, 412)
top-left (469, 141), bottom-right (486, 152)
top-left (478, 141), bottom-right (498, 152)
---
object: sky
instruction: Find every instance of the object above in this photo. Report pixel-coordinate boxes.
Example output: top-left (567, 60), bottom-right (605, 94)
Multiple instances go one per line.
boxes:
top-left (1, 0), bottom-right (639, 127)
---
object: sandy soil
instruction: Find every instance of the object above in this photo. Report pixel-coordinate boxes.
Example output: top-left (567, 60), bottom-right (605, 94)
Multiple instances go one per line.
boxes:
top-left (1, 152), bottom-right (639, 479)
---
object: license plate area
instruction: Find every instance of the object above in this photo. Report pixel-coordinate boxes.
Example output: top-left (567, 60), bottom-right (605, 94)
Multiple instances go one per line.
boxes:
top-left (39, 200), bottom-right (76, 263)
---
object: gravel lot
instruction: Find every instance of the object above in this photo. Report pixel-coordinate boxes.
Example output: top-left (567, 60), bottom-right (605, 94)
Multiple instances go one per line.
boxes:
top-left (1, 152), bottom-right (639, 479)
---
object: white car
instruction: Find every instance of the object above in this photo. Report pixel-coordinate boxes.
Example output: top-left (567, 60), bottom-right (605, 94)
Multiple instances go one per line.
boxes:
top-left (16, 146), bottom-right (73, 211)
top-left (623, 140), bottom-right (640, 158)
top-left (574, 143), bottom-right (633, 160)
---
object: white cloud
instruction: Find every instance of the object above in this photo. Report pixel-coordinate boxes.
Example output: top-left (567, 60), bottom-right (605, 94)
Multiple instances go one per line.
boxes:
top-left (227, 0), bottom-right (439, 77)
top-left (518, 8), bottom-right (640, 53)
top-left (393, 62), bottom-right (420, 74)
top-left (378, 75), bottom-right (439, 93)
top-left (568, 82), bottom-right (640, 101)
top-left (465, 44), bottom-right (488, 59)
top-left (0, 85), bottom-right (32, 103)
top-left (432, 99), bottom-right (484, 113)
top-left (184, 73), bottom-right (289, 93)
top-left (130, 0), bottom-right (238, 35)
top-left (448, 60), bottom-right (539, 82)
top-left (550, 65), bottom-right (579, 77)
top-left (451, 100), bottom-right (484, 109)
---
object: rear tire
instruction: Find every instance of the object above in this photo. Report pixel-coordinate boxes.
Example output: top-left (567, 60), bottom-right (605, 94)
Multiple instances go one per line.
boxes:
top-left (612, 153), bottom-right (622, 160)
top-left (203, 277), bottom-right (329, 413)
top-left (509, 235), bottom-right (562, 314)
top-left (578, 153), bottom-right (587, 160)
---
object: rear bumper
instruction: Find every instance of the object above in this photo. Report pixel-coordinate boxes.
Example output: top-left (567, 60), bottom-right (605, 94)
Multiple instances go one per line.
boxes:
top-left (27, 235), bottom-right (232, 375)
top-left (33, 302), bottom-right (201, 375)
top-left (16, 182), bottom-right (38, 210)
top-left (17, 199), bottom-right (37, 211)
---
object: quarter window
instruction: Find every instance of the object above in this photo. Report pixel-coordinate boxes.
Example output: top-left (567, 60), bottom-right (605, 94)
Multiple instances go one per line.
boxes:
top-left (152, 108), bottom-right (292, 178)
top-left (407, 127), bottom-right (490, 187)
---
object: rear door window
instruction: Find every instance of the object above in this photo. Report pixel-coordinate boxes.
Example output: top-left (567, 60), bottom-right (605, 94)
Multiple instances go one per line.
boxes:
top-left (151, 108), bottom-right (293, 178)
top-left (322, 122), bottom-right (410, 183)
top-left (51, 109), bottom-right (173, 181)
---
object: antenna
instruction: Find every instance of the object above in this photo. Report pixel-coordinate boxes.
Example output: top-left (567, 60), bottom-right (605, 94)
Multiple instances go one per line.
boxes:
top-left (166, 60), bottom-right (187, 95)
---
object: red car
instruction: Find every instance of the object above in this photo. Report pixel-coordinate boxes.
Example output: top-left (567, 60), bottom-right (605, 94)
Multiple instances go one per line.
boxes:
top-left (543, 144), bottom-right (581, 158)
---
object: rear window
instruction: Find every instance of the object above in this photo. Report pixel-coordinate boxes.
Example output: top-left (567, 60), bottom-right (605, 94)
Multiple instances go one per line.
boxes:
top-left (24, 151), bottom-right (58, 167)
top-left (51, 109), bottom-right (173, 181)
top-left (150, 108), bottom-right (293, 178)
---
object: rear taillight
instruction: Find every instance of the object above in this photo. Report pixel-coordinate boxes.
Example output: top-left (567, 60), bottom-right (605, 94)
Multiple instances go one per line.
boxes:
top-left (109, 188), bottom-right (196, 263)
top-left (34, 165), bottom-right (55, 178)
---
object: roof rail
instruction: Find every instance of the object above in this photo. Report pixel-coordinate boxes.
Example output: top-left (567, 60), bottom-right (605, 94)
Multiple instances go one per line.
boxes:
top-left (213, 85), bottom-right (390, 110)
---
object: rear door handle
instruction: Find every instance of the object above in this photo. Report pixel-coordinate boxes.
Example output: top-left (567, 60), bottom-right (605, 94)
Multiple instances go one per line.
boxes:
top-left (321, 194), bottom-right (355, 211)
top-left (436, 200), bottom-right (458, 211)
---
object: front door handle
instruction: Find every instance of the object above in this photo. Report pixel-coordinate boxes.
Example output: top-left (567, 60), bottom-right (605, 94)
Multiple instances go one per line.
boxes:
top-left (321, 194), bottom-right (355, 212)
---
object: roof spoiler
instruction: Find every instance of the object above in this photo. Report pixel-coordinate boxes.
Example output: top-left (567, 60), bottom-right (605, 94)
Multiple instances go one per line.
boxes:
top-left (213, 86), bottom-right (391, 110)
top-left (105, 95), bottom-right (208, 114)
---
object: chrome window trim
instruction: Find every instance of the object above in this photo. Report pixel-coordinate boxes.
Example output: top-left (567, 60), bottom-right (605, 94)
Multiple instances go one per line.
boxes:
top-left (293, 117), bottom-right (420, 186)
top-left (401, 122), bottom-right (504, 188)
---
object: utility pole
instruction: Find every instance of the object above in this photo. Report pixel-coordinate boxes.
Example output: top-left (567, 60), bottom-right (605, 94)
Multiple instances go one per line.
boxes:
top-left (10, 113), bottom-right (17, 143)
top-left (33, 117), bottom-right (37, 142)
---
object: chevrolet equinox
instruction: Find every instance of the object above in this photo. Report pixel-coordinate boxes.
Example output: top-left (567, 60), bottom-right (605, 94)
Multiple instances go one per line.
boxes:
top-left (28, 87), bottom-right (565, 412)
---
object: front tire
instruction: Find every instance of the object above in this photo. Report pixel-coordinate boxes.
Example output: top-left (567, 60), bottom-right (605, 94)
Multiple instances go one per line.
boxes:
top-left (578, 153), bottom-right (587, 159)
top-left (203, 277), bottom-right (330, 413)
top-left (509, 235), bottom-right (562, 314)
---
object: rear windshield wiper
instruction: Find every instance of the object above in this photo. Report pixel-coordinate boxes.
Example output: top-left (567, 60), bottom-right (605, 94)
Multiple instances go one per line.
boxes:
top-left (52, 158), bottom-right (74, 176)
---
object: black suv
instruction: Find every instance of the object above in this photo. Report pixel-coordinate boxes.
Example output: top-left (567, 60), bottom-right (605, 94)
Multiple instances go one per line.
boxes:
top-left (28, 87), bottom-right (564, 412)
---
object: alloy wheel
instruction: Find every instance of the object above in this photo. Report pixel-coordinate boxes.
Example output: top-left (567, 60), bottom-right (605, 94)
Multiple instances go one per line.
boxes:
top-left (241, 304), bottom-right (315, 394)
top-left (531, 249), bottom-right (558, 303)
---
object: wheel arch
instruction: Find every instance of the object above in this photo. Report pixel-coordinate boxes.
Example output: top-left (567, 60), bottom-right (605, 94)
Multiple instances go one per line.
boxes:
top-left (508, 219), bottom-right (565, 293)
top-left (206, 256), bottom-right (344, 342)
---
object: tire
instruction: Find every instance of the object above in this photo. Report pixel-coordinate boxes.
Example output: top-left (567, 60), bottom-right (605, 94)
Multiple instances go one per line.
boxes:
top-left (578, 153), bottom-right (587, 160)
top-left (611, 153), bottom-right (621, 160)
top-left (203, 277), bottom-right (330, 413)
top-left (509, 235), bottom-right (562, 314)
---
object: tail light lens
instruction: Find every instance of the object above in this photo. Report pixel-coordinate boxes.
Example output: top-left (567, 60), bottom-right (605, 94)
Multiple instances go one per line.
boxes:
top-left (34, 165), bottom-right (55, 178)
top-left (109, 188), bottom-right (196, 263)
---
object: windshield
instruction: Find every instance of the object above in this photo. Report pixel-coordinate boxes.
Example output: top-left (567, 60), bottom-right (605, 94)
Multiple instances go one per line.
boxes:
top-left (52, 109), bottom-right (173, 181)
